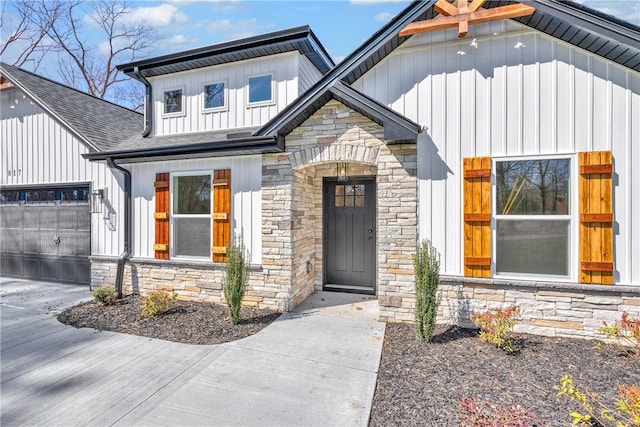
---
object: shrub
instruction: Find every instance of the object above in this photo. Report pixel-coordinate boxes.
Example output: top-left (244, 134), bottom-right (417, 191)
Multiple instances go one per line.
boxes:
top-left (555, 375), bottom-right (640, 426)
top-left (458, 396), bottom-right (542, 427)
top-left (471, 305), bottom-right (520, 353)
top-left (224, 234), bottom-right (249, 325)
top-left (599, 312), bottom-right (640, 356)
top-left (414, 239), bottom-right (441, 343)
top-left (91, 285), bottom-right (117, 306)
top-left (140, 291), bottom-right (177, 317)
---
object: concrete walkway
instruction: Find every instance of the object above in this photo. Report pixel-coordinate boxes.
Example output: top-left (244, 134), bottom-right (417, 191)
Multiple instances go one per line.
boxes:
top-left (1, 278), bottom-right (385, 426)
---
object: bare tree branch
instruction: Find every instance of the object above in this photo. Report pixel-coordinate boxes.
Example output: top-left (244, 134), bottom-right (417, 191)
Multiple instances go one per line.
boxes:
top-left (3, 0), bottom-right (155, 110)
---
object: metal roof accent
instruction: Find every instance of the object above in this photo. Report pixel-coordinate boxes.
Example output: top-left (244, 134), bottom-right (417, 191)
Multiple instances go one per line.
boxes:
top-left (118, 26), bottom-right (335, 79)
top-left (82, 134), bottom-right (280, 163)
top-left (0, 62), bottom-right (142, 153)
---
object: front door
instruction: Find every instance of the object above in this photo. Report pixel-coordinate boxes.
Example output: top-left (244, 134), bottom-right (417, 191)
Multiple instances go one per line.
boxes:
top-left (323, 177), bottom-right (376, 294)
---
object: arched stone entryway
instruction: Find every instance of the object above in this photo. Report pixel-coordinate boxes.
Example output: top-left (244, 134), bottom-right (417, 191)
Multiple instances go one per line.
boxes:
top-left (261, 100), bottom-right (418, 317)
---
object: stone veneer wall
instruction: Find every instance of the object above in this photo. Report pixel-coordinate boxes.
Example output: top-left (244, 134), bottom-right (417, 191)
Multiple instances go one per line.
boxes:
top-left (282, 99), bottom-right (419, 306)
top-left (90, 256), bottom-right (281, 310)
top-left (383, 276), bottom-right (640, 339)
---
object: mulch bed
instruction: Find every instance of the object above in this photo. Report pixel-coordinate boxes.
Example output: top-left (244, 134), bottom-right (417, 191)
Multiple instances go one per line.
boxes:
top-left (57, 295), bottom-right (281, 345)
top-left (370, 323), bottom-right (640, 427)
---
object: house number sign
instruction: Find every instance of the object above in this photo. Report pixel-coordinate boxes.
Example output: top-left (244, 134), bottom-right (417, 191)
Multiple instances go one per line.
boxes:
top-left (7, 169), bottom-right (22, 177)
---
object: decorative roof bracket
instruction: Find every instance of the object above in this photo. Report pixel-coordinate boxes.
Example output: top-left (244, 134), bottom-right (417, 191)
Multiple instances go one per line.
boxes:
top-left (400, 0), bottom-right (536, 38)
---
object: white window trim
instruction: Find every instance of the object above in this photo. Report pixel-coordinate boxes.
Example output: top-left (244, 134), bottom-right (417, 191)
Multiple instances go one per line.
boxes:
top-left (162, 86), bottom-right (186, 118)
top-left (246, 73), bottom-right (275, 107)
top-left (170, 171), bottom-right (212, 260)
top-left (202, 80), bottom-right (228, 113)
top-left (491, 154), bottom-right (577, 282)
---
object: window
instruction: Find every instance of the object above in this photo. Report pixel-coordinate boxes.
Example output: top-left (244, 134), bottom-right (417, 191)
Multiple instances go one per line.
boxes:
top-left (495, 158), bottom-right (571, 277)
top-left (335, 184), bottom-right (365, 207)
top-left (163, 89), bottom-right (183, 115)
top-left (204, 82), bottom-right (225, 111)
top-left (248, 75), bottom-right (273, 104)
top-left (172, 174), bottom-right (211, 258)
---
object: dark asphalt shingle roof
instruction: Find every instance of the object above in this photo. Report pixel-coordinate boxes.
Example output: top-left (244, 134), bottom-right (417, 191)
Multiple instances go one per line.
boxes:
top-left (0, 62), bottom-right (142, 152)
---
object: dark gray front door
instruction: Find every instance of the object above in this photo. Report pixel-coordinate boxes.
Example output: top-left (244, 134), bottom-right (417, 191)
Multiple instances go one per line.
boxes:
top-left (324, 177), bottom-right (375, 293)
top-left (0, 186), bottom-right (91, 284)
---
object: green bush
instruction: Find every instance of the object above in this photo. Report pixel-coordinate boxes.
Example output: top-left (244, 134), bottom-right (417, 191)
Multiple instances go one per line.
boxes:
top-left (91, 285), bottom-right (117, 306)
top-left (140, 291), bottom-right (177, 317)
top-left (414, 239), bottom-right (441, 343)
top-left (224, 234), bottom-right (249, 325)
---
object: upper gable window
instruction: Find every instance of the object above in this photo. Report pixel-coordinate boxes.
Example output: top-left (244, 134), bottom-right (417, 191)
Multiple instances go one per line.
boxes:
top-left (204, 82), bottom-right (226, 111)
top-left (248, 75), bottom-right (273, 105)
top-left (163, 88), bottom-right (184, 115)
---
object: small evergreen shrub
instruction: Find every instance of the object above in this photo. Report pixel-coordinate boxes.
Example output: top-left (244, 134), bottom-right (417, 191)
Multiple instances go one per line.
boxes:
top-left (91, 285), bottom-right (117, 306)
top-left (413, 239), bottom-right (441, 343)
top-left (224, 234), bottom-right (249, 325)
top-left (140, 291), bottom-right (177, 317)
top-left (471, 305), bottom-right (520, 353)
top-left (599, 312), bottom-right (640, 356)
top-left (458, 396), bottom-right (542, 427)
top-left (555, 375), bottom-right (640, 426)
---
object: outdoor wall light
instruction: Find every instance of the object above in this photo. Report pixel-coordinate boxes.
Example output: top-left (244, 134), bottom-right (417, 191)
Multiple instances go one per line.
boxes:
top-left (337, 162), bottom-right (349, 182)
top-left (91, 188), bottom-right (105, 213)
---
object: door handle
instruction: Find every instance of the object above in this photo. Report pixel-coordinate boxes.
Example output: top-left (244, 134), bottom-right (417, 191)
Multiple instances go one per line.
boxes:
top-left (53, 235), bottom-right (61, 245)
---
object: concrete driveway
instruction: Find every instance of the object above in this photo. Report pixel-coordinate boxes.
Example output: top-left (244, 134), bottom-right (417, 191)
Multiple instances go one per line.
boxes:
top-left (0, 278), bottom-right (385, 426)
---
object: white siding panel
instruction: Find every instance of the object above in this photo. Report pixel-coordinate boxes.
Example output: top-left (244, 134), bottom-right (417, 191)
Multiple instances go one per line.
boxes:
top-left (298, 55), bottom-right (323, 93)
top-left (130, 155), bottom-right (262, 264)
top-left (150, 52), bottom-right (301, 136)
top-left (356, 23), bottom-right (640, 285)
top-left (1, 88), bottom-right (124, 257)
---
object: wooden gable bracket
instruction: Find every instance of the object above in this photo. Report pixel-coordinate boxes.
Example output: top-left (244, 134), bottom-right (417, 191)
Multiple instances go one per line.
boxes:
top-left (400, 0), bottom-right (535, 38)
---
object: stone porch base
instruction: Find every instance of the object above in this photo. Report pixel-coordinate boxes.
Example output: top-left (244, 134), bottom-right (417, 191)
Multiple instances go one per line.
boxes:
top-left (380, 276), bottom-right (640, 339)
top-left (92, 257), bottom-right (640, 339)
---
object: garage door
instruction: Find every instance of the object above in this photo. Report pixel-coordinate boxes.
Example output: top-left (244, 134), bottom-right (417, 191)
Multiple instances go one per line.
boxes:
top-left (0, 186), bottom-right (91, 284)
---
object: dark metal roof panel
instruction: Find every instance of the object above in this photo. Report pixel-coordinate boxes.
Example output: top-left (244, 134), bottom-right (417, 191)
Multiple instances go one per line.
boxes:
top-left (118, 26), bottom-right (334, 78)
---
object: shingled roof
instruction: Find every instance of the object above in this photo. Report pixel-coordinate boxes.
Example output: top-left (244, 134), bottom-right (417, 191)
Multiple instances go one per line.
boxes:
top-left (0, 62), bottom-right (142, 152)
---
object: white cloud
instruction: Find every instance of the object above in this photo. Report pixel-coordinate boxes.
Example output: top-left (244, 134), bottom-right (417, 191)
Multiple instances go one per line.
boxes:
top-left (574, 0), bottom-right (640, 24)
top-left (121, 4), bottom-right (188, 28)
top-left (375, 12), bottom-right (394, 21)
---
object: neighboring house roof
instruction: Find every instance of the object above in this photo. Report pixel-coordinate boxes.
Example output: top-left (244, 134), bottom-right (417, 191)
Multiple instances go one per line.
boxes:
top-left (257, 0), bottom-right (640, 140)
top-left (0, 62), bottom-right (142, 152)
top-left (118, 26), bottom-right (335, 79)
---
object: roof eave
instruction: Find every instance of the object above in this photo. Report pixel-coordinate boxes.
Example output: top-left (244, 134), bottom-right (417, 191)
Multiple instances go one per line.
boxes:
top-left (118, 26), bottom-right (334, 78)
top-left (82, 135), bottom-right (280, 162)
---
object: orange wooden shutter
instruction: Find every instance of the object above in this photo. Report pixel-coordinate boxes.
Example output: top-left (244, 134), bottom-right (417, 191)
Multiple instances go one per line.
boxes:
top-left (154, 172), bottom-right (170, 259)
top-left (463, 157), bottom-right (492, 278)
top-left (212, 169), bottom-right (231, 262)
top-left (579, 151), bottom-right (614, 285)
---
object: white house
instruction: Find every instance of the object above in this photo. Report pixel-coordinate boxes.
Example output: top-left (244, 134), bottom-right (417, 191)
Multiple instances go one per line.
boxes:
top-left (3, 2), bottom-right (639, 338)
top-left (0, 66), bottom-right (141, 285)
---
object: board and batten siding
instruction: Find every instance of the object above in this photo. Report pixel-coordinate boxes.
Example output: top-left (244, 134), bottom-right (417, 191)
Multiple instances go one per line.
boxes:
top-left (150, 52), bottom-right (302, 137)
top-left (298, 55), bottom-right (324, 94)
top-left (130, 155), bottom-right (262, 264)
top-left (0, 88), bottom-right (126, 257)
top-left (353, 20), bottom-right (640, 286)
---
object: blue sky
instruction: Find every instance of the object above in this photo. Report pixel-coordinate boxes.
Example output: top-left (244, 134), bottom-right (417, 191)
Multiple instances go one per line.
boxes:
top-left (119, 0), bottom-right (640, 63)
top-left (3, 0), bottom-right (640, 70)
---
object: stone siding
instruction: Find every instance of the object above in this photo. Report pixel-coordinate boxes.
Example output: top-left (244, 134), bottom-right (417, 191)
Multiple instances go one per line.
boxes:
top-left (90, 257), bottom-right (283, 310)
top-left (434, 278), bottom-right (640, 339)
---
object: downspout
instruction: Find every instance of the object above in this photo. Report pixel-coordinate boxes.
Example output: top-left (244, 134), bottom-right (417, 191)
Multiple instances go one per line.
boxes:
top-left (107, 158), bottom-right (131, 299)
top-left (133, 66), bottom-right (152, 137)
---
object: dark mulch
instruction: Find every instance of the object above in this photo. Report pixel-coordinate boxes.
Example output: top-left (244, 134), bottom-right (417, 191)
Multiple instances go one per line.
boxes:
top-left (57, 295), bottom-right (281, 345)
top-left (370, 323), bottom-right (640, 427)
